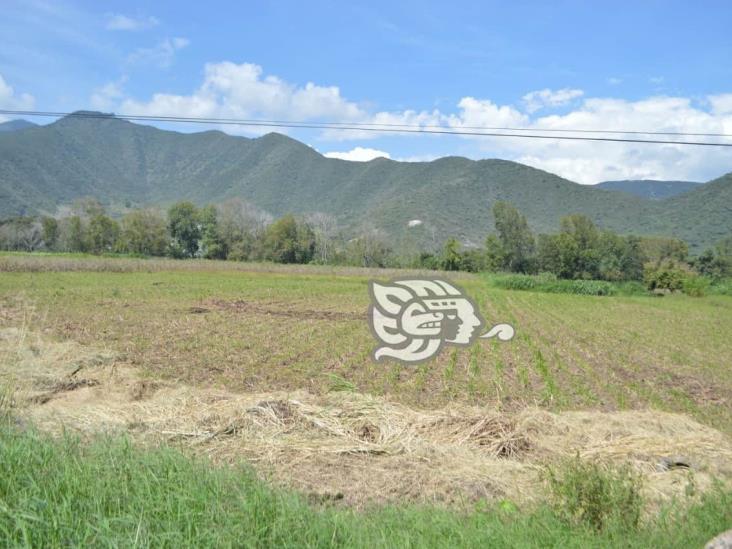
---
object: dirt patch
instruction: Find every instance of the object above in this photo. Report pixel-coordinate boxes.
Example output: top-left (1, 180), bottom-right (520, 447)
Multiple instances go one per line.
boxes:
top-left (2, 328), bottom-right (732, 509)
top-left (206, 299), bottom-right (364, 321)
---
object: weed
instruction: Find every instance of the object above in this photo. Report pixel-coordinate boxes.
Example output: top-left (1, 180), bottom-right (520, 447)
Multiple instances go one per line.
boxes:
top-left (546, 455), bottom-right (643, 532)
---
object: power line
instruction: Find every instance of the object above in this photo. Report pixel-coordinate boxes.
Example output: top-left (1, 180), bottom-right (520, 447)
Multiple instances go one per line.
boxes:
top-left (4, 108), bottom-right (731, 138)
top-left (2, 109), bottom-right (732, 147)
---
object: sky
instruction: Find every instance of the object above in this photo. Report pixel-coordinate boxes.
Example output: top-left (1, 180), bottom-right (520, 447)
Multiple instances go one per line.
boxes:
top-left (1, 0), bottom-right (731, 184)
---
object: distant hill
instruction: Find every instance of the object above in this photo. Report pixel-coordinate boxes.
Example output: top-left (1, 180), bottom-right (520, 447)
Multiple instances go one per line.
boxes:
top-left (0, 119), bottom-right (38, 133)
top-left (0, 112), bottom-right (730, 251)
top-left (596, 179), bottom-right (702, 200)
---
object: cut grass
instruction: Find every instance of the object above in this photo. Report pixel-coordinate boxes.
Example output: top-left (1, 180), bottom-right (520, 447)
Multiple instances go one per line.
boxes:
top-left (1, 422), bottom-right (731, 548)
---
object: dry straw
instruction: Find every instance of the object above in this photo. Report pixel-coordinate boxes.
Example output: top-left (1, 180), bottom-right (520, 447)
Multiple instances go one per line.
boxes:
top-left (2, 327), bottom-right (731, 508)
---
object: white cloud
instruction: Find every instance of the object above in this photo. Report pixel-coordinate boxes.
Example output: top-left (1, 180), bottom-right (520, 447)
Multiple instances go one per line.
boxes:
top-left (127, 37), bottom-right (189, 68)
top-left (324, 147), bottom-right (391, 161)
top-left (709, 94), bottom-right (732, 115)
top-left (607, 77), bottom-right (623, 85)
top-left (106, 61), bottom-right (732, 183)
top-left (522, 88), bottom-right (584, 113)
top-left (90, 79), bottom-right (126, 110)
top-left (0, 74), bottom-right (34, 121)
top-left (497, 96), bottom-right (732, 183)
top-left (106, 14), bottom-right (159, 31)
top-left (121, 61), bottom-right (367, 128)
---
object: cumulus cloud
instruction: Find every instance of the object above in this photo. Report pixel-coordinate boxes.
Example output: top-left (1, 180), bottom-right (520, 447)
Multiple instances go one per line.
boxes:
top-left (522, 88), bottom-right (584, 113)
top-left (709, 94), bottom-right (732, 115)
top-left (494, 96), bottom-right (732, 183)
top-left (324, 147), bottom-right (391, 161)
top-left (106, 14), bottom-right (159, 31)
top-left (106, 61), bottom-right (732, 183)
top-left (90, 79), bottom-right (126, 111)
top-left (121, 61), bottom-right (366, 125)
top-left (127, 37), bottom-right (189, 68)
top-left (0, 74), bottom-right (34, 121)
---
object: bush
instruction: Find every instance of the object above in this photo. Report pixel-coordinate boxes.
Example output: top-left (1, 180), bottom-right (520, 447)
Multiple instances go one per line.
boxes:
top-left (709, 278), bottom-right (732, 296)
top-left (643, 259), bottom-right (691, 292)
top-left (683, 275), bottom-right (711, 297)
top-left (565, 279), bottom-right (617, 296)
top-left (490, 274), bottom-right (618, 296)
top-left (547, 456), bottom-right (643, 532)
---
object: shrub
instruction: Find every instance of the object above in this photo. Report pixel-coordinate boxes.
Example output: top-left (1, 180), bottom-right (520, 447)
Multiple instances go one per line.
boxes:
top-left (546, 456), bottom-right (643, 532)
top-left (683, 275), bottom-right (710, 297)
top-left (643, 259), bottom-right (691, 292)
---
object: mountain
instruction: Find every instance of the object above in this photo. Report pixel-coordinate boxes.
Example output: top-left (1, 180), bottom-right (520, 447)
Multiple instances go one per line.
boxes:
top-left (658, 173), bottom-right (732, 249)
top-left (0, 112), bottom-right (730, 251)
top-left (596, 179), bottom-right (702, 199)
top-left (0, 119), bottom-right (38, 133)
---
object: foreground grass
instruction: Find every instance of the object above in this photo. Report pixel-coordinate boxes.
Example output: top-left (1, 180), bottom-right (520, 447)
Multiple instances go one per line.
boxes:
top-left (1, 423), bottom-right (730, 548)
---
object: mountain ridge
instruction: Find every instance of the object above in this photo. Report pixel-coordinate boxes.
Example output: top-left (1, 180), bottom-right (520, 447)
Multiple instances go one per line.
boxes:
top-left (0, 119), bottom-right (38, 132)
top-left (0, 112), bottom-right (729, 251)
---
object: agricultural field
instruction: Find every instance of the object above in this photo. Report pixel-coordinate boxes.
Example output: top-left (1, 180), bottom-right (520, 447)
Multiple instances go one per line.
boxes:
top-left (1, 253), bottom-right (732, 545)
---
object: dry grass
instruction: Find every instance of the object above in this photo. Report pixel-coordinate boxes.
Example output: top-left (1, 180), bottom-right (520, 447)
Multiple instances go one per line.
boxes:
top-left (0, 252), bottom-right (473, 279)
top-left (2, 327), bottom-right (730, 509)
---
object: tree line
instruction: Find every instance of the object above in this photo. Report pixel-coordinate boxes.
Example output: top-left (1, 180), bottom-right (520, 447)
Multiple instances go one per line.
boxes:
top-left (1, 197), bottom-right (730, 285)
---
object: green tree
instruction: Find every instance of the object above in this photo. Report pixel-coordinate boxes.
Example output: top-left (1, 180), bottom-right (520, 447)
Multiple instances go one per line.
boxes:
top-left (216, 199), bottom-right (273, 261)
top-left (640, 237), bottom-right (689, 264)
top-left (441, 238), bottom-right (462, 271)
top-left (41, 216), bottom-right (59, 250)
top-left (118, 209), bottom-right (168, 256)
top-left (67, 215), bottom-right (87, 253)
top-left (262, 214), bottom-right (315, 264)
top-left (699, 235), bottom-right (732, 278)
top-left (199, 205), bottom-right (227, 260)
top-left (459, 249), bottom-right (486, 273)
top-left (87, 214), bottom-right (120, 254)
top-left (618, 235), bottom-right (645, 281)
top-left (492, 201), bottom-right (536, 273)
top-left (558, 214), bottom-right (601, 279)
top-left (167, 202), bottom-right (200, 258)
top-left (484, 234), bottom-right (505, 272)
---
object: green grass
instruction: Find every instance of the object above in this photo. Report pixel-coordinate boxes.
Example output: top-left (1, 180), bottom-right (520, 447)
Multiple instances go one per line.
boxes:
top-left (485, 272), bottom-right (732, 298)
top-left (1, 422), bottom-right (730, 548)
top-left (485, 273), bottom-right (649, 296)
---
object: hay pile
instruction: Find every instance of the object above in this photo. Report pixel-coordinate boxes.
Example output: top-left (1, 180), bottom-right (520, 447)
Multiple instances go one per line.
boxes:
top-left (2, 327), bottom-right (731, 507)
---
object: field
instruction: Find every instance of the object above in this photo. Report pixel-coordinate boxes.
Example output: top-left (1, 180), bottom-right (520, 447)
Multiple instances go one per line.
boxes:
top-left (1, 253), bottom-right (732, 545)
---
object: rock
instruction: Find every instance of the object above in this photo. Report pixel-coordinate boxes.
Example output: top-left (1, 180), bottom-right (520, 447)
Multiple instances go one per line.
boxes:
top-left (656, 455), bottom-right (694, 472)
top-left (706, 529), bottom-right (732, 549)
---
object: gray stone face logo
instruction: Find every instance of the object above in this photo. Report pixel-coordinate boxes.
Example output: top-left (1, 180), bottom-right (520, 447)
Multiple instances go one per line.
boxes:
top-left (368, 278), bottom-right (515, 363)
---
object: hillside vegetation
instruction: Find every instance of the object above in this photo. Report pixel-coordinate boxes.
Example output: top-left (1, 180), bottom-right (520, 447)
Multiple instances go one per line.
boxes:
top-left (595, 179), bottom-right (702, 200)
top-left (1, 113), bottom-right (730, 250)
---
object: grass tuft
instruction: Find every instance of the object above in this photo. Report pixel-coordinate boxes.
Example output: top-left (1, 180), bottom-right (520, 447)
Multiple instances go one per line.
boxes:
top-left (546, 455), bottom-right (643, 532)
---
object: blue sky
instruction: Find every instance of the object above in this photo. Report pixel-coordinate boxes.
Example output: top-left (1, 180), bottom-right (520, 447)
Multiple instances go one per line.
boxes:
top-left (1, 0), bottom-right (731, 183)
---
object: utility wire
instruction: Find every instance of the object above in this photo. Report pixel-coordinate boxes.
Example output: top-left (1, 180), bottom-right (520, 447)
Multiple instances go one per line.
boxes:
top-left (2, 109), bottom-right (732, 147)
top-left (4, 109), bottom-right (732, 137)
